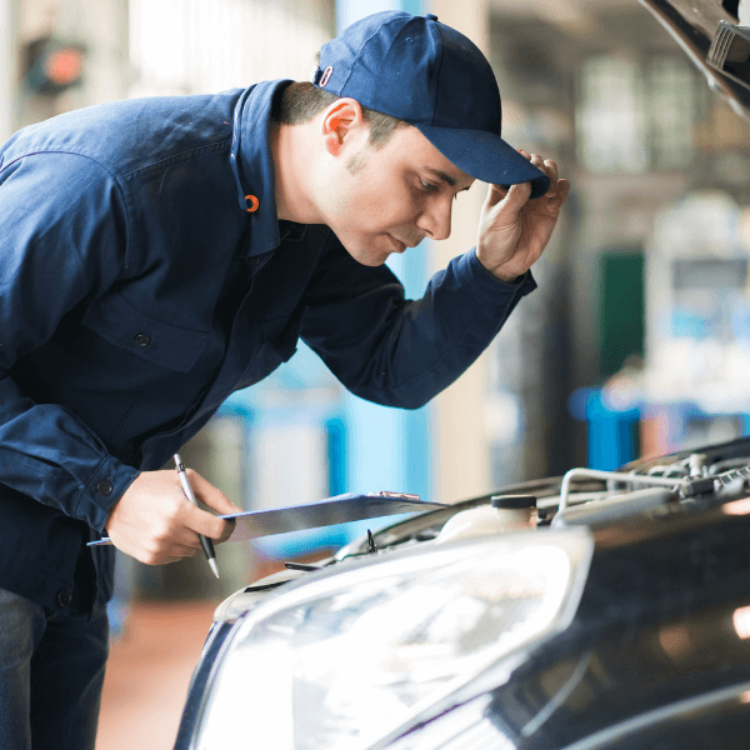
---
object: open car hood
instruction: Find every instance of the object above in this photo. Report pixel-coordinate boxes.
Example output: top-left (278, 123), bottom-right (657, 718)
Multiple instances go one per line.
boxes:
top-left (640, 0), bottom-right (750, 120)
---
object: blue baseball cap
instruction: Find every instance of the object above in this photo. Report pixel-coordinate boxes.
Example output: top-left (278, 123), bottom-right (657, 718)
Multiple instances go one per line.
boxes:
top-left (312, 11), bottom-right (550, 199)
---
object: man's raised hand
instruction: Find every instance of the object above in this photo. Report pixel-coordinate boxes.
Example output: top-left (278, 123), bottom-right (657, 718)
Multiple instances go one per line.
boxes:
top-left (475, 151), bottom-right (570, 283)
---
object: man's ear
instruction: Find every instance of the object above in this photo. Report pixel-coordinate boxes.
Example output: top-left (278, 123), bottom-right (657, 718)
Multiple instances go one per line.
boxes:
top-left (320, 98), bottom-right (366, 157)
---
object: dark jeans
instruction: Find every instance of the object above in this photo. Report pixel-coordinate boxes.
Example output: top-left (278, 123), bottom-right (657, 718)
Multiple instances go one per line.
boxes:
top-left (0, 587), bottom-right (110, 750)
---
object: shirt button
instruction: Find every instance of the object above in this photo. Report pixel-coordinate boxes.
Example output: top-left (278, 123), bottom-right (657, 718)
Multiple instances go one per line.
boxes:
top-left (56, 589), bottom-right (72, 608)
top-left (96, 479), bottom-right (114, 497)
top-left (133, 333), bottom-right (151, 347)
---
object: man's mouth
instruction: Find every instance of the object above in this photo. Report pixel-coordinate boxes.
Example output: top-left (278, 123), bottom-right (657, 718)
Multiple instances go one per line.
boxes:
top-left (389, 233), bottom-right (423, 252)
top-left (388, 235), bottom-right (407, 254)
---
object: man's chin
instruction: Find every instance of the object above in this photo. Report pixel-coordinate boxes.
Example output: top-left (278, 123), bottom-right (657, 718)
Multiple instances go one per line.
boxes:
top-left (352, 254), bottom-right (387, 267)
top-left (338, 240), bottom-right (389, 267)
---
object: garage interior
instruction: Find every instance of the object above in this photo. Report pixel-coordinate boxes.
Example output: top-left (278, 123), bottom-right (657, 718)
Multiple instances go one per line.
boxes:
top-left (3, 0), bottom-right (750, 747)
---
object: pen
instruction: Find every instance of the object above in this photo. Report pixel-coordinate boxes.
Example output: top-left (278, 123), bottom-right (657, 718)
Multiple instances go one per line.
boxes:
top-left (174, 453), bottom-right (219, 579)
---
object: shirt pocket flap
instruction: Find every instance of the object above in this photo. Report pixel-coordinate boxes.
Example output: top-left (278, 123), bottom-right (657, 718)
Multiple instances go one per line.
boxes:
top-left (81, 293), bottom-right (210, 373)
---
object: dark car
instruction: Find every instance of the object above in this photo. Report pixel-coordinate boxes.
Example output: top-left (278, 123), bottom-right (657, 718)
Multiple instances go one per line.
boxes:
top-left (172, 437), bottom-right (750, 749)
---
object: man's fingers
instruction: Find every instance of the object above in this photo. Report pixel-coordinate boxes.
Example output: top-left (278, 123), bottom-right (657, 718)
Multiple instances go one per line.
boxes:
top-left (181, 502), bottom-right (234, 541)
top-left (129, 528), bottom-right (202, 565)
top-left (517, 150), bottom-right (563, 198)
top-left (558, 177), bottom-right (571, 199)
top-left (180, 468), bottom-right (241, 541)
top-left (527, 152), bottom-right (556, 193)
top-left (147, 505), bottom-right (231, 557)
top-left (182, 512), bottom-right (235, 545)
top-left (498, 180), bottom-right (532, 212)
top-left (137, 543), bottom-right (200, 567)
top-left (106, 468), bottom-right (242, 565)
top-left (543, 159), bottom-right (559, 195)
top-left (483, 182), bottom-right (509, 209)
top-left (144, 511), bottom-right (203, 549)
top-left (547, 177), bottom-right (571, 211)
top-left (486, 152), bottom-right (563, 208)
top-left (173, 469), bottom-right (242, 543)
top-left (170, 542), bottom-right (201, 558)
top-left (217, 519), bottom-right (237, 544)
top-left (528, 152), bottom-right (545, 170)
top-left (186, 468), bottom-right (243, 515)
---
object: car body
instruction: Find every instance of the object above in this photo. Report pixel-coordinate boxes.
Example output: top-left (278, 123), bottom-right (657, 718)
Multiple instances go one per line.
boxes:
top-left (173, 437), bottom-right (750, 749)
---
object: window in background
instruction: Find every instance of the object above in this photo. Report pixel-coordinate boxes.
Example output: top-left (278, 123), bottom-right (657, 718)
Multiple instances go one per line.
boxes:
top-left (577, 54), bottom-right (698, 174)
top-left (128, 0), bottom-right (333, 97)
top-left (648, 56), bottom-right (697, 170)
top-left (577, 55), bottom-right (649, 174)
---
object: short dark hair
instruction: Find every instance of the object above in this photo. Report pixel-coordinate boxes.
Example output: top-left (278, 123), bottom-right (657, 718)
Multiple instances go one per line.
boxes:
top-left (276, 81), bottom-right (408, 148)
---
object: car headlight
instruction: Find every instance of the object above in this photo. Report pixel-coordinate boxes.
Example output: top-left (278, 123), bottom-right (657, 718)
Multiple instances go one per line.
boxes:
top-left (189, 528), bottom-right (593, 750)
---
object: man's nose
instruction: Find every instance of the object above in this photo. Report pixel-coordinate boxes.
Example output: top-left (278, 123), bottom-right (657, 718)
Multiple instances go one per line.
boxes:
top-left (417, 196), bottom-right (452, 241)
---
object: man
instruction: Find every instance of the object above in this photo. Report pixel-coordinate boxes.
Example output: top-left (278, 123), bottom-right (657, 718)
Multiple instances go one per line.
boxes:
top-left (0, 10), bottom-right (569, 749)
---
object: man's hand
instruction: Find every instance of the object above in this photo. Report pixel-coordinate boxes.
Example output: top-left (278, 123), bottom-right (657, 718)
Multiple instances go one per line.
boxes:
top-left (104, 469), bottom-right (241, 565)
top-left (475, 151), bottom-right (570, 283)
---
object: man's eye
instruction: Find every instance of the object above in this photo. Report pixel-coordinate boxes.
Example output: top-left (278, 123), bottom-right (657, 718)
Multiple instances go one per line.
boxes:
top-left (420, 179), bottom-right (438, 193)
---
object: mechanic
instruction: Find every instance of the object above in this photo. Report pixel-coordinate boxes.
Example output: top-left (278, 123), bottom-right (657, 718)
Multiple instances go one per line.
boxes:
top-left (0, 10), bottom-right (569, 749)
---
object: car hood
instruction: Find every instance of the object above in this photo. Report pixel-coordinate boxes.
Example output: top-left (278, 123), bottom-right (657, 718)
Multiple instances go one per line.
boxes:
top-left (640, 0), bottom-right (750, 120)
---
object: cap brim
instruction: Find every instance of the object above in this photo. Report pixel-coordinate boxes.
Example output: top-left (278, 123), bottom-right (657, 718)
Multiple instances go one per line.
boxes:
top-left (415, 124), bottom-right (551, 199)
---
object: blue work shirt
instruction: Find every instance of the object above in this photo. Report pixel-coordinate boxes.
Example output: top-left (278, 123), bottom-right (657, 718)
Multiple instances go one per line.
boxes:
top-left (0, 80), bottom-right (536, 611)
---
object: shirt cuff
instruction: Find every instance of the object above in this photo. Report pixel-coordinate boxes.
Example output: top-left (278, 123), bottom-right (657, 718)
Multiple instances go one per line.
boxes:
top-left (76, 455), bottom-right (141, 532)
top-left (453, 248), bottom-right (537, 308)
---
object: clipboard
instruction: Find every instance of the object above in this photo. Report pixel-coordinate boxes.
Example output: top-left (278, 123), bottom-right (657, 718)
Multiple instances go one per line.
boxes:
top-left (87, 491), bottom-right (447, 546)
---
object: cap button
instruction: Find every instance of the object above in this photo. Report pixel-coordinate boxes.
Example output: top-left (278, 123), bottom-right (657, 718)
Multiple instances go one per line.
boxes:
top-left (425, 13), bottom-right (438, 21)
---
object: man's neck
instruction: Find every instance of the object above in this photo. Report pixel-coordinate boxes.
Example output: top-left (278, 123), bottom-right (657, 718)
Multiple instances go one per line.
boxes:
top-left (271, 120), bottom-right (323, 225)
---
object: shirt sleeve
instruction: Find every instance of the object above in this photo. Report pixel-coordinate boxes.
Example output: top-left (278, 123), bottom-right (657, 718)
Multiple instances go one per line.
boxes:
top-left (0, 152), bottom-right (140, 531)
top-left (299, 238), bottom-right (536, 409)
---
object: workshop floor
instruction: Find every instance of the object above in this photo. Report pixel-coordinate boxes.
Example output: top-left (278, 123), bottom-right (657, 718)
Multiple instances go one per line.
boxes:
top-left (96, 598), bottom-right (221, 750)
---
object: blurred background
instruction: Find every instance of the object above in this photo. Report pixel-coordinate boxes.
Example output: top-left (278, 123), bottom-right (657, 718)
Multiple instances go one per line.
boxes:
top-left (3, 0), bottom-right (750, 746)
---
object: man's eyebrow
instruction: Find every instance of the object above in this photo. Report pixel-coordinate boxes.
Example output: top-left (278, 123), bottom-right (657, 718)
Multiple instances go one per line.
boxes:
top-left (424, 168), bottom-right (457, 186)
top-left (424, 168), bottom-right (472, 190)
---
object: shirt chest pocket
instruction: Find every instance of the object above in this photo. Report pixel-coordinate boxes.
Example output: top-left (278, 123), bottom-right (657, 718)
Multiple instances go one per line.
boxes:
top-left (81, 293), bottom-right (210, 373)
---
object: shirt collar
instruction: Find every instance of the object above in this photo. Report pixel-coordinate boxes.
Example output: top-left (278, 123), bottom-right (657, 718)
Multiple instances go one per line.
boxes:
top-left (230, 79), bottom-right (293, 257)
